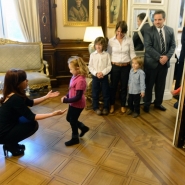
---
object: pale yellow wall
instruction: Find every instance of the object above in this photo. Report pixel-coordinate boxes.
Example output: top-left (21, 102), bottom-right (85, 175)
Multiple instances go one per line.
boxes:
top-left (56, 0), bottom-right (99, 39)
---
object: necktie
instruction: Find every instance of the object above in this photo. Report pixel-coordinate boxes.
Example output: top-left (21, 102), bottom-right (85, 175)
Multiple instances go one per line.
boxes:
top-left (159, 29), bottom-right (165, 54)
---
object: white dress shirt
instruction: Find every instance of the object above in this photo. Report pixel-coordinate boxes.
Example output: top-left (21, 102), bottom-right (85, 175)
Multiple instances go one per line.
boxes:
top-left (107, 35), bottom-right (136, 63)
top-left (88, 51), bottom-right (112, 76)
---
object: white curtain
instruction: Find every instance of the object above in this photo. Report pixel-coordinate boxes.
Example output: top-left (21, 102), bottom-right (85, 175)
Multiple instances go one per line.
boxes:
top-left (14, 0), bottom-right (41, 42)
top-left (0, 2), bottom-right (4, 38)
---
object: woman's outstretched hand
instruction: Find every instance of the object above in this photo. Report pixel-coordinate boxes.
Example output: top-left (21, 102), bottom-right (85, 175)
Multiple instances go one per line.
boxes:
top-left (52, 108), bottom-right (67, 116)
top-left (46, 90), bottom-right (60, 98)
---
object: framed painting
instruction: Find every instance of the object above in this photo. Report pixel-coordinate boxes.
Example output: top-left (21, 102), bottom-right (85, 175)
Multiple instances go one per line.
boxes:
top-left (106, 0), bottom-right (127, 28)
top-left (63, 0), bottom-right (94, 27)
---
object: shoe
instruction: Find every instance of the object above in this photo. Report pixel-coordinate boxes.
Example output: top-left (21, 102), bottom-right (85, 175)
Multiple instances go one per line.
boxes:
top-left (65, 138), bottom-right (79, 146)
top-left (95, 109), bottom-right (102, 115)
top-left (110, 105), bottom-right (114, 114)
top-left (173, 95), bottom-right (179, 100)
top-left (143, 106), bottom-right (149, 113)
top-left (79, 126), bottom-right (89, 137)
top-left (3, 144), bottom-right (24, 157)
top-left (154, 105), bottom-right (166, 111)
top-left (121, 107), bottom-right (126, 113)
top-left (102, 108), bottom-right (109, 115)
top-left (132, 113), bottom-right (139, 118)
top-left (16, 144), bottom-right (26, 150)
top-left (127, 109), bottom-right (133, 115)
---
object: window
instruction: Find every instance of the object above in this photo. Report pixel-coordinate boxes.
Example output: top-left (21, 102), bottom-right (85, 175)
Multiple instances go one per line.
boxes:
top-left (0, 0), bottom-right (25, 41)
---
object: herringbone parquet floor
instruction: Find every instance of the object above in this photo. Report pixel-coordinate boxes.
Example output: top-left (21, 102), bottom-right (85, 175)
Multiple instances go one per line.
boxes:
top-left (0, 85), bottom-right (185, 185)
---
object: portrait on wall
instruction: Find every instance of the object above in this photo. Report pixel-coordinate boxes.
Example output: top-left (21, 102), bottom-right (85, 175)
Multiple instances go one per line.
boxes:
top-left (63, 0), bottom-right (93, 27)
top-left (106, 0), bottom-right (127, 28)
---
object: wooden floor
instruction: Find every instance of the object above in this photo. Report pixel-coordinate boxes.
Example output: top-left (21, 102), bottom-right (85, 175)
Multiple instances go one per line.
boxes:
top-left (0, 85), bottom-right (185, 185)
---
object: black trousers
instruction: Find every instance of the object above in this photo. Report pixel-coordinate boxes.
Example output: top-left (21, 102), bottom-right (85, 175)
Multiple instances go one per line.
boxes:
top-left (92, 75), bottom-right (110, 110)
top-left (144, 63), bottom-right (168, 107)
top-left (66, 105), bottom-right (84, 137)
top-left (110, 64), bottom-right (131, 106)
top-left (0, 116), bottom-right (38, 145)
top-left (128, 94), bottom-right (141, 114)
top-left (175, 58), bottom-right (184, 90)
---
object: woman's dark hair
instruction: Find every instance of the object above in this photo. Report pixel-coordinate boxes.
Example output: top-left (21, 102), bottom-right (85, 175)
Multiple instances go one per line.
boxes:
top-left (94, 37), bottom-right (108, 51)
top-left (0, 69), bottom-right (27, 103)
top-left (115, 21), bottom-right (128, 34)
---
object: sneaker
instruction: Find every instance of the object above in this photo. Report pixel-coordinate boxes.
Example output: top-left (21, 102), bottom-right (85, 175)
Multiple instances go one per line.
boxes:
top-left (127, 109), bottom-right (133, 115)
top-left (95, 109), bottom-right (102, 115)
top-left (132, 113), bottom-right (139, 118)
top-left (102, 108), bottom-right (109, 115)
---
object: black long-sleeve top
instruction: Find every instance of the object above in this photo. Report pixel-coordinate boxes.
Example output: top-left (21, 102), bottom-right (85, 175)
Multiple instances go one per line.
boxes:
top-left (0, 94), bottom-right (35, 138)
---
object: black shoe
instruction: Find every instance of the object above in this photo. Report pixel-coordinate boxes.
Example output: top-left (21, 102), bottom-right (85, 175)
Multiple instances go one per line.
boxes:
top-left (102, 108), bottom-right (109, 115)
top-left (94, 109), bottom-right (102, 115)
top-left (65, 138), bottom-right (79, 146)
top-left (3, 145), bottom-right (24, 157)
top-left (173, 95), bottom-right (179, 100)
top-left (127, 109), bottom-right (133, 115)
top-left (154, 105), bottom-right (166, 111)
top-left (132, 113), bottom-right (139, 118)
top-left (16, 144), bottom-right (26, 150)
top-left (80, 126), bottom-right (89, 137)
top-left (143, 106), bottom-right (149, 113)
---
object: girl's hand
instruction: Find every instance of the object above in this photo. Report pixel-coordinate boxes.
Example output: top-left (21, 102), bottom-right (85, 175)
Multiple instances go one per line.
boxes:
top-left (52, 109), bottom-right (67, 116)
top-left (61, 96), bottom-right (67, 103)
top-left (46, 90), bottom-right (60, 99)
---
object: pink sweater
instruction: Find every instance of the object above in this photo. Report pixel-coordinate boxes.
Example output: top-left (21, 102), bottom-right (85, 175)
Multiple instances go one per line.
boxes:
top-left (68, 75), bottom-right (86, 108)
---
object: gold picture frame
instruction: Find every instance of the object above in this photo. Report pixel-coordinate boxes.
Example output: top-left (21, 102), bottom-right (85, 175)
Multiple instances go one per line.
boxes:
top-left (106, 0), bottom-right (127, 28)
top-left (63, 0), bottom-right (94, 27)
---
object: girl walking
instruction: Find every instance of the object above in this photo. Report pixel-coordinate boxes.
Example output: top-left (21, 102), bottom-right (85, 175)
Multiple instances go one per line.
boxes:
top-left (61, 56), bottom-right (89, 146)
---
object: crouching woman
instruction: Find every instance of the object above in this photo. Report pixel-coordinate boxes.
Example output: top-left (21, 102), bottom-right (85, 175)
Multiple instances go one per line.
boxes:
top-left (0, 69), bottom-right (66, 157)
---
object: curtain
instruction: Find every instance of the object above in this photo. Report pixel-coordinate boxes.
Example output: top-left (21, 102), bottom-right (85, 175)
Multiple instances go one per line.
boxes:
top-left (14, 0), bottom-right (41, 42)
top-left (0, 1), bottom-right (4, 38)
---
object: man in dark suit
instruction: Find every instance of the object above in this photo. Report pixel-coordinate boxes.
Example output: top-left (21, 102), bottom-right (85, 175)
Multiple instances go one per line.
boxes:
top-left (143, 9), bottom-right (176, 112)
top-left (175, 27), bottom-right (185, 90)
top-left (133, 13), bottom-right (150, 51)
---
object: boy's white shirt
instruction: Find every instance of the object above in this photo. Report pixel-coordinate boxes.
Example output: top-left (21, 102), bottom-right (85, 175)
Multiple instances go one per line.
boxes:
top-left (88, 50), bottom-right (112, 76)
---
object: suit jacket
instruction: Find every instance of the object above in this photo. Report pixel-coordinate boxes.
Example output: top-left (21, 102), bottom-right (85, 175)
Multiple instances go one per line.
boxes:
top-left (133, 22), bottom-right (150, 51)
top-left (179, 27), bottom-right (185, 62)
top-left (144, 25), bottom-right (176, 69)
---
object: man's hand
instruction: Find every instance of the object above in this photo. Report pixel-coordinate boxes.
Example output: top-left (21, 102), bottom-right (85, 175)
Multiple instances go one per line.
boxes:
top-left (159, 55), bottom-right (168, 65)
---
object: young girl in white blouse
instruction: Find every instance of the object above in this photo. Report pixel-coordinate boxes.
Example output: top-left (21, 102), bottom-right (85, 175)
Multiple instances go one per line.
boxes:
top-left (88, 37), bottom-right (112, 115)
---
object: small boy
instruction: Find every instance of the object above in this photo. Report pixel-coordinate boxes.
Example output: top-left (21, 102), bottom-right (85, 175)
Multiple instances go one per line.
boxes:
top-left (127, 56), bottom-right (145, 118)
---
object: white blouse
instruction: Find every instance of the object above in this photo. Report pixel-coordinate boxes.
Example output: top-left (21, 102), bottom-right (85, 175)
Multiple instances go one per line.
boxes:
top-left (107, 35), bottom-right (136, 63)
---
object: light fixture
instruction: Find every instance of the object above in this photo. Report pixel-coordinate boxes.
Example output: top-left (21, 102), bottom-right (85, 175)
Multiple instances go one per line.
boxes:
top-left (83, 26), bottom-right (104, 54)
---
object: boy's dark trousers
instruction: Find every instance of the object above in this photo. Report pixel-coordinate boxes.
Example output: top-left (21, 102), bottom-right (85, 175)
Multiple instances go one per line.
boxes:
top-left (128, 94), bottom-right (141, 114)
top-left (92, 75), bottom-right (110, 110)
